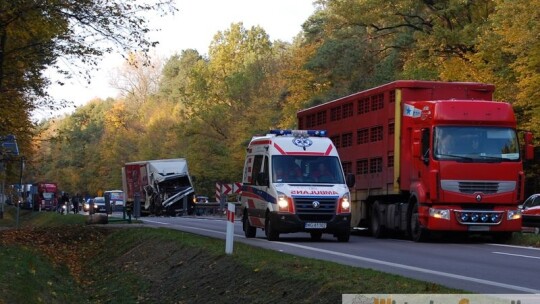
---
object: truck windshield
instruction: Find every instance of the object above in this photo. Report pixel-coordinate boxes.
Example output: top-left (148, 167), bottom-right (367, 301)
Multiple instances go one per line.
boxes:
top-left (272, 155), bottom-right (345, 184)
top-left (434, 126), bottom-right (520, 161)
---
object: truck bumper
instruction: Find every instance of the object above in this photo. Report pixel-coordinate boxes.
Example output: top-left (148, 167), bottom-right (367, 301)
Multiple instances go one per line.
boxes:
top-left (420, 205), bottom-right (522, 232)
top-left (268, 212), bottom-right (351, 235)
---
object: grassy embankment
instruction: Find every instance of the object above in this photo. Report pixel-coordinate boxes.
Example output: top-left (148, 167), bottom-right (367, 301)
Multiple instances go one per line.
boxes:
top-left (1, 205), bottom-right (538, 303)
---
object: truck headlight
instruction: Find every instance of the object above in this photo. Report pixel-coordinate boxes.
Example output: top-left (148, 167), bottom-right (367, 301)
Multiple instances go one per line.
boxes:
top-left (429, 208), bottom-right (450, 220)
top-left (507, 210), bottom-right (521, 220)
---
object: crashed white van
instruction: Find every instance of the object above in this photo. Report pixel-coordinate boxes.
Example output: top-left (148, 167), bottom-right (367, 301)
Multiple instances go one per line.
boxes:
top-left (239, 130), bottom-right (355, 242)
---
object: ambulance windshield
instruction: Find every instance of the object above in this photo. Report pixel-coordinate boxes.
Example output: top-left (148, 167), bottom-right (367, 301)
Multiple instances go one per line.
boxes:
top-left (272, 156), bottom-right (345, 184)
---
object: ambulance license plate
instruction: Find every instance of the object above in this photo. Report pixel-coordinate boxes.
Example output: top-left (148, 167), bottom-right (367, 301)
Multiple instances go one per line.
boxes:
top-left (305, 223), bottom-right (327, 229)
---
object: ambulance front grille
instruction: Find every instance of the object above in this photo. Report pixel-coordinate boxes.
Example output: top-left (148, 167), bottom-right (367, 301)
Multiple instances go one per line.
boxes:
top-left (294, 197), bottom-right (337, 222)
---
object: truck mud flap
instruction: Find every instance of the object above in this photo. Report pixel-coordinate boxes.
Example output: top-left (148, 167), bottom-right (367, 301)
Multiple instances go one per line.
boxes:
top-left (162, 187), bottom-right (194, 209)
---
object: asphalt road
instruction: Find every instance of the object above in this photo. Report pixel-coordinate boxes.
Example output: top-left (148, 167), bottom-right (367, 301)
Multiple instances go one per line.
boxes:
top-left (132, 214), bottom-right (540, 294)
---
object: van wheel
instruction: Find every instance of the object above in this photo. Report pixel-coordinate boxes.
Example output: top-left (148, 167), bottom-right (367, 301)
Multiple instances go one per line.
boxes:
top-left (409, 202), bottom-right (429, 242)
top-left (243, 212), bottom-right (256, 238)
top-left (310, 232), bottom-right (322, 241)
top-left (371, 201), bottom-right (386, 238)
top-left (265, 216), bottom-right (279, 241)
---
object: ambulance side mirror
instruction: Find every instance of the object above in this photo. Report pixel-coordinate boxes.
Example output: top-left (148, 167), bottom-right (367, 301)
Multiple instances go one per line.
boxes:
top-left (346, 173), bottom-right (356, 188)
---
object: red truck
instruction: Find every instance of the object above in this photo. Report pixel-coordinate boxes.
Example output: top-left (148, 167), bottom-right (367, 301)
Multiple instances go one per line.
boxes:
top-left (32, 182), bottom-right (59, 211)
top-left (297, 80), bottom-right (534, 241)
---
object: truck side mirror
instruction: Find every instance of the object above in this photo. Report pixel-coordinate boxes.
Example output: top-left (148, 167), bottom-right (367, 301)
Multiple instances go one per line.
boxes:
top-left (346, 173), bottom-right (356, 188)
top-left (524, 132), bottom-right (534, 161)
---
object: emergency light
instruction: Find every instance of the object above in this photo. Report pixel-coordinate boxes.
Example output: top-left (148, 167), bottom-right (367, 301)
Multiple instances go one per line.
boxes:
top-left (269, 129), bottom-right (327, 137)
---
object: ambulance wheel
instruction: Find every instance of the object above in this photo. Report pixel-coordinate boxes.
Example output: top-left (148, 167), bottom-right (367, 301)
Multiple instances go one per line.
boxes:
top-left (371, 201), bottom-right (387, 238)
top-left (337, 230), bottom-right (350, 242)
top-left (265, 216), bottom-right (279, 241)
top-left (243, 212), bottom-right (256, 238)
top-left (409, 202), bottom-right (429, 242)
top-left (310, 232), bottom-right (322, 241)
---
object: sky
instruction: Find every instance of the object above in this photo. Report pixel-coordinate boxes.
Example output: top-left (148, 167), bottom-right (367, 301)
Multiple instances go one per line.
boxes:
top-left (42, 0), bottom-right (316, 119)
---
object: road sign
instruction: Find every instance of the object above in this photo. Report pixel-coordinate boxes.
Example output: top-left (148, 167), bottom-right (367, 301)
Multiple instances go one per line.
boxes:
top-left (0, 135), bottom-right (19, 156)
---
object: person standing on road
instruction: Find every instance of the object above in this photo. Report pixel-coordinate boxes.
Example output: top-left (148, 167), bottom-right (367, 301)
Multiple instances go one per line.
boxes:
top-left (71, 193), bottom-right (80, 214)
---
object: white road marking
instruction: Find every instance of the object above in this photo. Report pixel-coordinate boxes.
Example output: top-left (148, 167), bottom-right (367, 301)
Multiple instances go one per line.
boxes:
top-left (492, 252), bottom-right (540, 260)
top-left (488, 243), bottom-right (540, 251)
top-left (142, 219), bottom-right (170, 225)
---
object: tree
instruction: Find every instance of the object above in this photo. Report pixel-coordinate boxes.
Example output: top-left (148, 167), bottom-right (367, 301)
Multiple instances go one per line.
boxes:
top-left (0, 0), bottom-right (176, 138)
top-left (109, 52), bottom-right (164, 103)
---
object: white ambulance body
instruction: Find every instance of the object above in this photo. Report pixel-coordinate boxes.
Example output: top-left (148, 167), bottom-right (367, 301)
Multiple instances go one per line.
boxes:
top-left (240, 130), bottom-right (355, 242)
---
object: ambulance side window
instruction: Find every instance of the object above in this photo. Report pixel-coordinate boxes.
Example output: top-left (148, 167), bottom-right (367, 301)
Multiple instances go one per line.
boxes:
top-left (250, 155), bottom-right (264, 185)
top-left (251, 155), bottom-right (268, 186)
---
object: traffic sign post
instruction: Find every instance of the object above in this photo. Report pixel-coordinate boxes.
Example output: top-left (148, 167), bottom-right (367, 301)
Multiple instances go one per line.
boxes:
top-left (225, 203), bottom-right (235, 255)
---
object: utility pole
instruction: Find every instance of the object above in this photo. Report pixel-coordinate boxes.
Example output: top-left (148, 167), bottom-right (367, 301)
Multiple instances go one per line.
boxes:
top-left (0, 135), bottom-right (21, 222)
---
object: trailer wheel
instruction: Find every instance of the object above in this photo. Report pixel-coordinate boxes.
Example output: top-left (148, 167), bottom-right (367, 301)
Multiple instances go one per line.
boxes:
top-left (243, 211), bottom-right (256, 238)
top-left (371, 201), bottom-right (387, 238)
top-left (265, 214), bottom-right (279, 241)
top-left (409, 202), bottom-right (429, 242)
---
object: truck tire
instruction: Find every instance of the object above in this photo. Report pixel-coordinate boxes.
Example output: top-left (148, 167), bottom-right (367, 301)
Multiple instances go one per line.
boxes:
top-left (371, 201), bottom-right (387, 238)
top-left (243, 212), bottom-right (256, 238)
top-left (492, 232), bottom-right (513, 243)
top-left (409, 202), bottom-right (430, 242)
top-left (265, 215), bottom-right (279, 241)
top-left (337, 230), bottom-right (350, 242)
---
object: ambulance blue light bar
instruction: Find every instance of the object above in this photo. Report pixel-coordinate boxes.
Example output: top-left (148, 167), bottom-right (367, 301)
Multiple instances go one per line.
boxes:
top-left (269, 129), bottom-right (327, 137)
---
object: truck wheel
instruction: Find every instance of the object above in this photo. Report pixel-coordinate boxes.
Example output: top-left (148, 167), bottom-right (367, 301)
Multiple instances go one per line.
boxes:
top-left (265, 216), bottom-right (279, 241)
top-left (337, 230), bottom-right (350, 242)
top-left (243, 212), bottom-right (256, 238)
top-left (310, 232), bottom-right (322, 241)
top-left (409, 202), bottom-right (429, 242)
top-left (371, 201), bottom-right (387, 238)
top-left (492, 232), bottom-right (513, 243)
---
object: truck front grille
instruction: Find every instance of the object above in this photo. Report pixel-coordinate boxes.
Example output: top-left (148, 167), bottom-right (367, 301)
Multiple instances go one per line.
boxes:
top-left (293, 197), bottom-right (337, 222)
top-left (441, 180), bottom-right (515, 194)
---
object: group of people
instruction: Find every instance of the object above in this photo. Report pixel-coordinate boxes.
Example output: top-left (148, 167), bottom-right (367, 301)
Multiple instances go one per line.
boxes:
top-left (59, 192), bottom-right (83, 214)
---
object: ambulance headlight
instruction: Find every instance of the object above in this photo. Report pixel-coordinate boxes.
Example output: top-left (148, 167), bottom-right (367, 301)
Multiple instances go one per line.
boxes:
top-left (277, 195), bottom-right (289, 209)
top-left (341, 195), bottom-right (350, 210)
top-left (338, 193), bottom-right (351, 213)
top-left (276, 192), bottom-right (294, 213)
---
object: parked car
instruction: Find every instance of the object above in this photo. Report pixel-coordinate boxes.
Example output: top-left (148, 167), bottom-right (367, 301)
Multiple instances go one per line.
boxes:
top-left (91, 197), bottom-right (110, 214)
top-left (520, 194), bottom-right (540, 228)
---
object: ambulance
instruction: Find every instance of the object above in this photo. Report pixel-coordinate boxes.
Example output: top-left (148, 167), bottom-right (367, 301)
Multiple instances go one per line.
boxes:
top-left (239, 130), bottom-right (355, 242)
